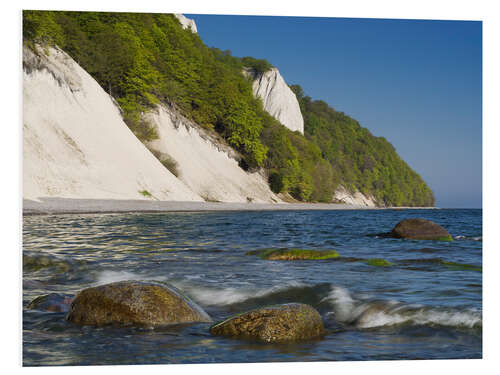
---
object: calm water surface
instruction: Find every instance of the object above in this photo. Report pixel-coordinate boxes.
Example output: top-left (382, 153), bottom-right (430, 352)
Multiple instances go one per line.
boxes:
top-left (23, 209), bottom-right (482, 365)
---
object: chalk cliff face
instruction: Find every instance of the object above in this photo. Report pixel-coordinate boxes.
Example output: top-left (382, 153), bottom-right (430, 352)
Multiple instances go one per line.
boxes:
top-left (333, 185), bottom-right (378, 207)
top-left (23, 45), bottom-right (202, 202)
top-left (245, 68), bottom-right (304, 134)
top-left (174, 14), bottom-right (197, 33)
top-left (145, 105), bottom-right (280, 203)
top-left (23, 35), bottom-right (374, 207)
top-left (23, 44), bottom-right (279, 204)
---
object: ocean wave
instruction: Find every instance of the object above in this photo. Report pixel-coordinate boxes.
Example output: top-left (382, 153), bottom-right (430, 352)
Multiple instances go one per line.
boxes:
top-left (94, 270), bottom-right (154, 285)
top-left (92, 272), bottom-right (314, 307)
top-left (93, 270), bottom-right (180, 287)
top-left (169, 280), bottom-right (311, 307)
top-left (322, 286), bottom-right (482, 329)
top-left (90, 272), bottom-right (482, 330)
top-left (454, 235), bottom-right (482, 242)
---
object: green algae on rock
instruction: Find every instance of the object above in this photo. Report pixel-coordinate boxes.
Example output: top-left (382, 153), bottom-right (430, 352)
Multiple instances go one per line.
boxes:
top-left (210, 303), bottom-right (325, 343)
top-left (366, 258), bottom-right (392, 267)
top-left (66, 281), bottom-right (211, 326)
top-left (398, 258), bottom-right (481, 272)
top-left (441, 261), bottom-right (482, 272)
top-left (245, 248), bottom-right (340, 260)
top-left (391, 218), bottom-right (453, 241)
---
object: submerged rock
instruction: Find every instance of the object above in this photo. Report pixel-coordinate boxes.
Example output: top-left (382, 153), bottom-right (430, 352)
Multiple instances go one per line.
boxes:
top-left (66, 281), bottom-right (211, 326)
top-left (399, 258), bottom-right (482, 272)
top-left (246, 248), bottom-right (340, 260)
top-left (391, 219), bottom-right (452, 241)
top-left (27, 293), bottom-right (73, 312)
top-left (440, 260), bottom-right (482, 272)
top-left (210, 303), bottom-right (325, 342)
top-left (23, 253), bottom-right (75, 273)
top-left (365, 258), bottom-right (392, 267)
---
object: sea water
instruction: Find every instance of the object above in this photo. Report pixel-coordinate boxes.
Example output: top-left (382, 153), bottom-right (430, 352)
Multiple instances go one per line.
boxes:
top-left (22, 209), bottom-right (482, 365)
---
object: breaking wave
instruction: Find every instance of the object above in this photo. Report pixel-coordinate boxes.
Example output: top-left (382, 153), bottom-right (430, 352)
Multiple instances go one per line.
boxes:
top-left (169, 280), bottom-right (322, 308)
top-left (322, 286), bottom-right (482, 329)
top-left (90, 271), bottom-right (481, 331)
top-left (454, 235), bottom-right (482, 242)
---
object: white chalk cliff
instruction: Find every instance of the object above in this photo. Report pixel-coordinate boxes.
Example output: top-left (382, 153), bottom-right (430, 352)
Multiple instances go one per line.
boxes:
top-left (22, 17), bottom-right (376, 207)
top-left (145, 105), bottom-right (280, 203)
top-left (333, 185), bottom-right (377, 207)
top-left (174, 14), bottom-right (197, 33)
top-left (23, 45), bottom-right (202, 202)
top-left (23, 44), bottom-right (280, 203)
top-left (245, 67), bottom-right (304, 134)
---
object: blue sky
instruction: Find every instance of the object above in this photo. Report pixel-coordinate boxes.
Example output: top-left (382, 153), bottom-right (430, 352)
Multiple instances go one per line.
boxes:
top-left (186, 14), bottom-right (482, 208)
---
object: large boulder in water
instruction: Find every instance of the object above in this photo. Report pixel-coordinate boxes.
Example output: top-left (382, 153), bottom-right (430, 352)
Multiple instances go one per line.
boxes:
top-left (391, 218), bottom-right (452, 241)
top-left (66, 281), bottom-right (211, 326)
top-left (209, 303), bottom-right (325, 342)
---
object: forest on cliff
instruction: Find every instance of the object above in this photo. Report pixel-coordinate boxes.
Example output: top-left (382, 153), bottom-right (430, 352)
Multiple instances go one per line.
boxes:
top-left (22, 10), bottom-right (435, 206)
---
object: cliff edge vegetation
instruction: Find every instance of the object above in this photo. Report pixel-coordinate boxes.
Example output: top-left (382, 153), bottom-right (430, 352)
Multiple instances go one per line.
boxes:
top-left (291, 85), bottom-right (435, 207)
top-left (23, 10), bottom-right (435, 207)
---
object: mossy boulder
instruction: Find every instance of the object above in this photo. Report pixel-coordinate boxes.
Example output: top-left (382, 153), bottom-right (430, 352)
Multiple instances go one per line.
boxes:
top-left (246, 248), bottom-right (340, 260)
top-left (209, 303), bottom-right (325, 343)
top-left (27, 293), bottom-right (73, 313)
top-left (66, 281), bottom-right (211, 326)
top-left (391, 218), bottom-right (452, 241)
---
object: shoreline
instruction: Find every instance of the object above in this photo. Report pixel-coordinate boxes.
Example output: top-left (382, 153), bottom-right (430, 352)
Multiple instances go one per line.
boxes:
top-left (23, 197), bottom-right (437, 215)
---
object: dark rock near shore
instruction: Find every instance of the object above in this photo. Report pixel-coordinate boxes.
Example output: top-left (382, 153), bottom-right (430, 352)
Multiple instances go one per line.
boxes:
top-left (209, 303), bottom-right (325, 342)
top-left (66, 281), bottom-right (211, 326)
top-left (27, 293), bottom-right (73, 312)
top-left (390, 218), bottom-right (452, 241)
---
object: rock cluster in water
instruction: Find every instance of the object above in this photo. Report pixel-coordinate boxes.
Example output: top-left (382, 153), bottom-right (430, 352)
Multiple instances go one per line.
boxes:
top-left (391, 218), bottom-right (453, 241)
top-left (66, 281), bottom-right (211, 326)
top-left (29, 281), bottom-right (325, 343)
top-left (209, 303), bottom-right (325, 342)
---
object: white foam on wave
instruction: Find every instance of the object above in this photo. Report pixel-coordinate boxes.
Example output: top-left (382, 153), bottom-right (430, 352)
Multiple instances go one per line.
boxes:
top-left (358, 305), bottom-right (481, 329)
top-left (454, 235), bottom-right (482, 241)
top-left (323, 286), bottom-right (482, 329)
top-left (93, 271), bottom-right (307, 307)
top-left (170, 280), bottom-right (308, 306)
top-left (93, 270), bottom-right (167, 286)
top-left (323, 286), bottom-right (356, 321)
top-left (93, 270), bottom-right (253, 304)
